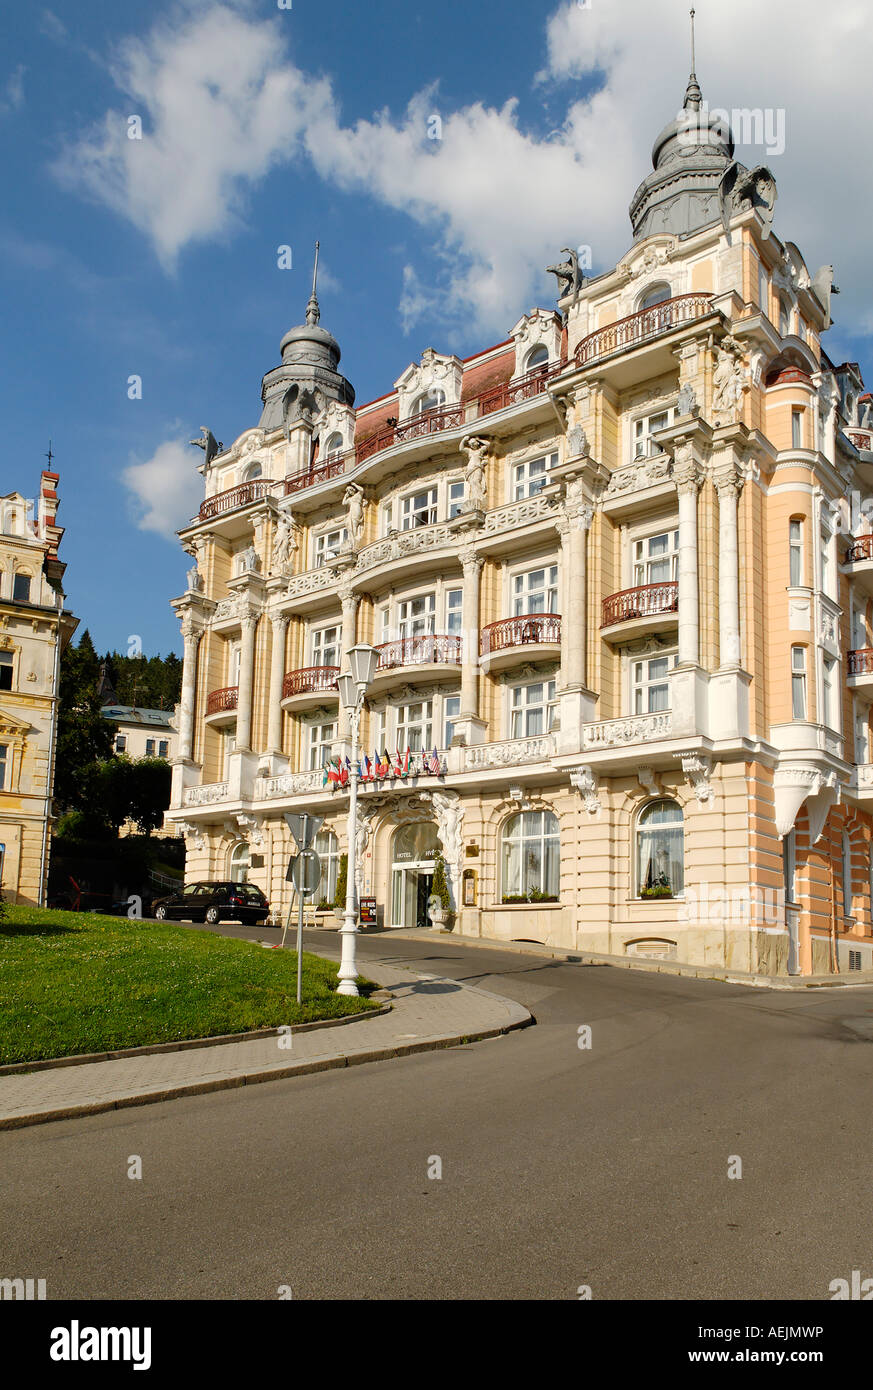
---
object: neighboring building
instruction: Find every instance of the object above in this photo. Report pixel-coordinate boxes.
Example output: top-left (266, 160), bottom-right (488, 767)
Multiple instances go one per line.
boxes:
top-left (101, 704), bottom-right (176, 762)
top-left (166, 62), bottom-right (873, 975)
top-left (0, 471), bottom-right (77, 904)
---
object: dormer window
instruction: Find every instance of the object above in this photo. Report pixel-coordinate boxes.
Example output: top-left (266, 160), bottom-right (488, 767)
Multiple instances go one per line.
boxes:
top-left (412, 389), bottom-right (446, 416)
top-left (242, 462), bottom-right (262, 482)
top-left (524, 344), bottom-right (550, 372)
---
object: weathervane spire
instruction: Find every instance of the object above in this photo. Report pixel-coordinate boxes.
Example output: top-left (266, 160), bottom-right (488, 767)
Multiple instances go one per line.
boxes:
top-left (683, 7), bottom-right (702, 110)
top-left (690, 7), bottom-right (696, 75)
top-left (305, 240), bottom-right (321, 326)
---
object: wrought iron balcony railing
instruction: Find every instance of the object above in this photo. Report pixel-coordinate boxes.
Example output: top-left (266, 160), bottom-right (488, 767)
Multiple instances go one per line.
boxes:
top-left (199, 479), bottom-right (279, 520)
top-left (206, 685), bottom-right (239, 715)
top-left (848, 649), bottom-right (873, 676)
top-left (480, 613), bottom-right (562, 656)
top-left (845, 535), bottom-right (873, 564)
top-left (376, 634), bottom-right (462, 670)
top-left (575, 293), bottom-right (714, 369)
top-left (282, 666), bottom-right (340, 699)
top-left (601, 582), bottom-right (678, 628)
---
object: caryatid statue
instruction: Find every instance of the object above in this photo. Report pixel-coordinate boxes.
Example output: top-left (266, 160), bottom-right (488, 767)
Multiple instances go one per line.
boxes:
top-left (343, 483), bottom-right (366, 542)
top-left (272, 511), bottom-right (297, 570)
top-left (459, 435), bottom-right (489, 512)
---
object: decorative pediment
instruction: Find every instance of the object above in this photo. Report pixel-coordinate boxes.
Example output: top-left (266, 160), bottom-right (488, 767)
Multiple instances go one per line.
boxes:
top-left (0, 708), bottom-right (30, 737)
top-left (394, 349), bottom-right (462, 419)
top-left (510, 309), bottom-right (562, 377)
top-left (616, 236), bottom-right (677, 283)
top-left (317, 400), bottom-right (356, 455)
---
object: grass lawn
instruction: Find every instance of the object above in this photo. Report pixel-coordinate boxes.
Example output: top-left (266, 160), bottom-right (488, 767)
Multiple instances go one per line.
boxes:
top-left (0, 904), bottom-right (378, 1064)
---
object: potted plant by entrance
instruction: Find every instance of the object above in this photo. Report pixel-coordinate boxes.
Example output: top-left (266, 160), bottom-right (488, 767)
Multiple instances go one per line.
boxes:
top-left (333, 853), bottom-right (348, 925)
top-left (428, 851), bottom-right (454, 930)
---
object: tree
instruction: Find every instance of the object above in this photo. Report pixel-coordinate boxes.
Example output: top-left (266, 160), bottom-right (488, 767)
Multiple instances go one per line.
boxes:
top-left (55, 630), bottom-right (115, 813)
top-left (431, 852), bottom-right (452, 911)
top-left (127, 758), bottom-right (172, 834)
top-left (334, 854), bottom-right (348, 910)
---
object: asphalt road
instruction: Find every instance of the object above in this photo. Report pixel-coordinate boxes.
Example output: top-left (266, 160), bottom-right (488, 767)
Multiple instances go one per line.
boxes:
top-left (3, 928), bottom-right (873, 1301)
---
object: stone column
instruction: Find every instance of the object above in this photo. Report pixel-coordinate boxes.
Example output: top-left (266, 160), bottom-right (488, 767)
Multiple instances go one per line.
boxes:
top-left (559, 489), bottom-right (593, 690)
top-left (715, 461), bottom-right (742, 669)
top-left (337, 583), bottom-right (359, 742)
top-left (178, 615), bottom-right (204, 762)
top-left (267, 612), bottom-right (289, 753)
top-left (235, 612), bottom-right (258, 752)
top-left (674, 448), bottom-right (702, 667)
top-left (459, 546), bottom-right (483, 718)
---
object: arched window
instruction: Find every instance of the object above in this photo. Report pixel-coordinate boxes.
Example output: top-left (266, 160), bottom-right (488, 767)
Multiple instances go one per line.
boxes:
top-left (639, 283), bottom-right (671, 312)
top-left (242, 461), bottom-right (262, 482)
top-left (501, 810), bottom-right (559, 901)
top-left (315, 829), bottom-right (340, 907)
top-left (324, 432), bottom-right (344, 458)
top-left (525, 344), bottom-right (550, 372)
top-left (229, 842), bottom-right (250, 884)
top-left (779, 297), bottom-right (792, 337)
top-left (412, 388), bottom-right (446, 416)
top-left (636, 800), bottom-right (684, 897)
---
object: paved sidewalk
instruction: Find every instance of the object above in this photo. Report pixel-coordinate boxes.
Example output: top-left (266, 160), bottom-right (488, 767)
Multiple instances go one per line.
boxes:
top-left (0, 952), bottom-right (531, 1130)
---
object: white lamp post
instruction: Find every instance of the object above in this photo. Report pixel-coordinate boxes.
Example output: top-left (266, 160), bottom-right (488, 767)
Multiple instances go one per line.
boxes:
top-left (336, 643), bottom-right (378, 996)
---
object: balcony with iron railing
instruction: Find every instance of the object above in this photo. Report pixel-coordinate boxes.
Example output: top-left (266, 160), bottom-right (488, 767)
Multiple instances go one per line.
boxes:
top-left (198, 479), bottom-right (279, 521)
top-left (848, 649), bottom-right (873, 683)
top-left (369, 633), bottom-right (462, 693)
top-left (842, 534), bottom-right (873, 598)
top-left (205, 685), bottom-right (239, 723)
top-left (479, 613), bottom-right (562, 673)
top-left (601, 582), bottom-right (679, 639)
top-left (575, 294), bottom-right (715, 372)
top-left (281, 665), bottom-right (340, 711)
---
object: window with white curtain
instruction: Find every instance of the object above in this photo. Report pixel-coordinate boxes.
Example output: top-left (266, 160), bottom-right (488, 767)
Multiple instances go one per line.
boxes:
top-left (633, 530), bottom-right (679, 585)
top-left (311, 624), bottom-right (341, 668)
top-left (636, 800), bottom-right (684, 896)
top-left (315, 830), bottom-right (339, 905)
top-left (396, 700), bottom-right (432, 751)
top-left (789, 519), bottom-right (803, 586)
top-left (513, 565), bottom-right (558, 615)
top-left (308, 721), bottom-right (336, 770)
top-left (510, 680), bottom-right (557, 738)
top-left (631, 651), bottom-right (677, 714)
top-left (229, 842), bottom-right (250, 883)
top-left (791, 647), bottom-right (807, 719)
top-left (401, 489), bottom-right (437, 530)
top-left (822, 657), bottom-right (838, 729)
top-left (443, 694), bottom-right (461, 747)
top-left (501, 810), bottom-right (560, 899)
top-left (513, 452), bottom-right (557, 501)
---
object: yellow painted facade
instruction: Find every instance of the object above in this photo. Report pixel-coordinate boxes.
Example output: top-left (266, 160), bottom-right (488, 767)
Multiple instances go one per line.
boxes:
top-left (0, 473), bottom-right (76, 904)
top-left (167, 75), bottom-right (873, 977)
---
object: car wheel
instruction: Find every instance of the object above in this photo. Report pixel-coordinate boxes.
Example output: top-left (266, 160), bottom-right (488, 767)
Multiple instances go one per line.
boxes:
top-left (205, 906), bottom-right (221, 925)
top-left (155, 905), bottom-right (167, 921)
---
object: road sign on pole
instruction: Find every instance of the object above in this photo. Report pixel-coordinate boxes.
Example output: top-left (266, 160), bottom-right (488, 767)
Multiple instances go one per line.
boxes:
top-left (284, 813), bottom-right (323, 852)
top-left (282, 849), bottom-right (322, 1005)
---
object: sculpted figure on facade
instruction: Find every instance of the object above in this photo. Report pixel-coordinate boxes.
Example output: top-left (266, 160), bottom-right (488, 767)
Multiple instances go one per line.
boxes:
top-left (546, 247), bottom-right (583, 302)
top-left (188, 427), bottom-right (223, 466)
top-left (711, 337), bottom-right (747, 423)
top-left (459, 435), bottom-right (489, 511)
top-left (185, 560), bottom-right (204, 593)
top-left (239, 544), bottom-right (260, 574)
top-left (272, 511), bottom-right (297, 572)
top-left (430, 789), bottom-right (464, 895)
top-left (343, 483), bottom-right (366, 542)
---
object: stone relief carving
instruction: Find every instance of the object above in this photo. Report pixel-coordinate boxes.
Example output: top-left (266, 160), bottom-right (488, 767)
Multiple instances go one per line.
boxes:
top-left (570, 765), bottom-right (601, 815)
top-left (237, 813), bottom-right (263, 846)
top-left (681, 754), bottom-right (714, 804)
top-left (430, 789), bottom-right (464, 899)
top-left (605, 456), bottom-right (672, 497)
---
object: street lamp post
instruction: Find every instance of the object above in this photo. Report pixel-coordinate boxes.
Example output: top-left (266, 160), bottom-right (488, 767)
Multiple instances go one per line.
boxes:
top-left (336, 644), bottom-right (378, 996)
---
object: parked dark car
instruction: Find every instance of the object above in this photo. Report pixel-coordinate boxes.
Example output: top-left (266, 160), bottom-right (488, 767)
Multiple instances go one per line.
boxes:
top-left (152, 881), bottom-right (271, 926)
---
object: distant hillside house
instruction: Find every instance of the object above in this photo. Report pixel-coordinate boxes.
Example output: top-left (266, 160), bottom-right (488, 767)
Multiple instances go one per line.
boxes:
top-left (101, 705), bottom-right (177, 762)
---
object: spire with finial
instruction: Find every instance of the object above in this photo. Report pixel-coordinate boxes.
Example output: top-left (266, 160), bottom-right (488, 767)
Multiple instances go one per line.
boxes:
top-left (683, 8), bottom-right (702, 110)
top-left (305, 241), bottom-right (321, 327)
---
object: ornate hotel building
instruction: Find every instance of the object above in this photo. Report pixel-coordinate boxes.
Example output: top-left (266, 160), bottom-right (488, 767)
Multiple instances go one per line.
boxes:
top-left (168, 66), bottom-right (873, 976)
top-left (0, 470), bottom-right (76, 904)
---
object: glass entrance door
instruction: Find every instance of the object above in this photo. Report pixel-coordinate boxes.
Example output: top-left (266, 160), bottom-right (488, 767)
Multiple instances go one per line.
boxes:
top-left (390, 822), bottom-right (439, 927)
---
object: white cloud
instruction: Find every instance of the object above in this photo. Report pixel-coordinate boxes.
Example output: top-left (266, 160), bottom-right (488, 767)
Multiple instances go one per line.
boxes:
top-left (0, 65), bottom-right (26, 114)
top-left (53, 0), bottom-right (873, 343)
top-left (123, 439), bottom-right (203, 538)
top-left (52, 4), bottom-right (332, 271)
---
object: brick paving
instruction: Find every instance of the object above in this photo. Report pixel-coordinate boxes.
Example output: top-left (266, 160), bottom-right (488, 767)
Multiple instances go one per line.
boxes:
top-left (0, 953), bottom-right (530, 1129)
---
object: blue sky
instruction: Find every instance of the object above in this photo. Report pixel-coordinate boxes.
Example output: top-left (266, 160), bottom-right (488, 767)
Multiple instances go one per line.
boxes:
top-left (1, 0), bottom-right (871, 658)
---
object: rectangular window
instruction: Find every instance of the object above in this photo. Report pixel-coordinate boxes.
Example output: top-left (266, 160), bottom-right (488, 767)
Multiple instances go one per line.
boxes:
top-left (12, 573), bottom-right (30, 602)
top-left (446, 589), bottom-right (463, 633)
top-left (856, 711), bottom-right (869, 764)
top-left (381, 502), bottom-right (393, 536)
top-left (222, 731), bottom-right (236, 777)
top-left (374, 708), bottom-right (387, 750)
top-left (158, 740), bottom-right (169, 759)
top-left (820, 528), bottom-right (836, 598)
top-left (631, 652), bottom-right (678, 714)
top-left (115, 734), bottom-right (127, 753)
top-left (401, 488), bottom-right (437, 530)
top-left (791, 646), bottom-right (807, 719)
top-left (822, 657), bottom-right (837, 730)
top-left (311, 624), bottom-right (341, 668)
top-left (789, 519), bottom-right (803, 587)
top-left (759, 265), bottom-right (769, 315)
top-left (308, 721), bottom-right (336, 771)
top-left (633, 409), bottom-right (675, 460)
top-left (448, 481), bottom-right (466, 518)
top-left (0, 652), bottom-right (12, 691)
top-left (633, 530), bottom-right (679, 586)
top-left (791, 409), bottom-right (804, 449)
top-left (315, 528), bottom-right (348, 567)
top-left (513, 452), bottom-right (557, 501)
top-left (783, 829), bottom-right (796, 906)
top-left (230, 645), bottom-right (241, 686)
top-left (145, 739), bottom-right (156, 756)
top-left (444, 694), bottom-right (461, 747)
top-left (396, 700), bottom-right (433, 751)
top-left (510, 680), bottom-right (557, 738)
top-left (0, 743), bottom-right (7, 791)
top-left (513, 565), bottom-right (559, 616)
top-left (398, 593), bottom-right (436, 638)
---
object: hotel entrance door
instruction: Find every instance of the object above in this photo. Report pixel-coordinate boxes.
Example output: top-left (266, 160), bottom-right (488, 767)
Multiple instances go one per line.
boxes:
top-left (390, 821), bottom-right (438, 928)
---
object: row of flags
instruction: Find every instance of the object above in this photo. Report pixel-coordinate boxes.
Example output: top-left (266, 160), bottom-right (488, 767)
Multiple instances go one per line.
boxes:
top-left (323, 749), bottom-right (447, 787)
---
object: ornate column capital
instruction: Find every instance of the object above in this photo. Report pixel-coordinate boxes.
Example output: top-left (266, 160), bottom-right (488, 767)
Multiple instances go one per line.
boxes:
top-left (713, 460), bottom-right (743, 500)
top-left (338, 580), bottom-right (360, 609)
top-left (269, 609), bottom-right (290, 633)
top-left (180, 613), bottom-right (205, 644)
top-left (673, 442), bottom-right (704, 495)
top-left (459, 544), bottom-right (484, 575)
